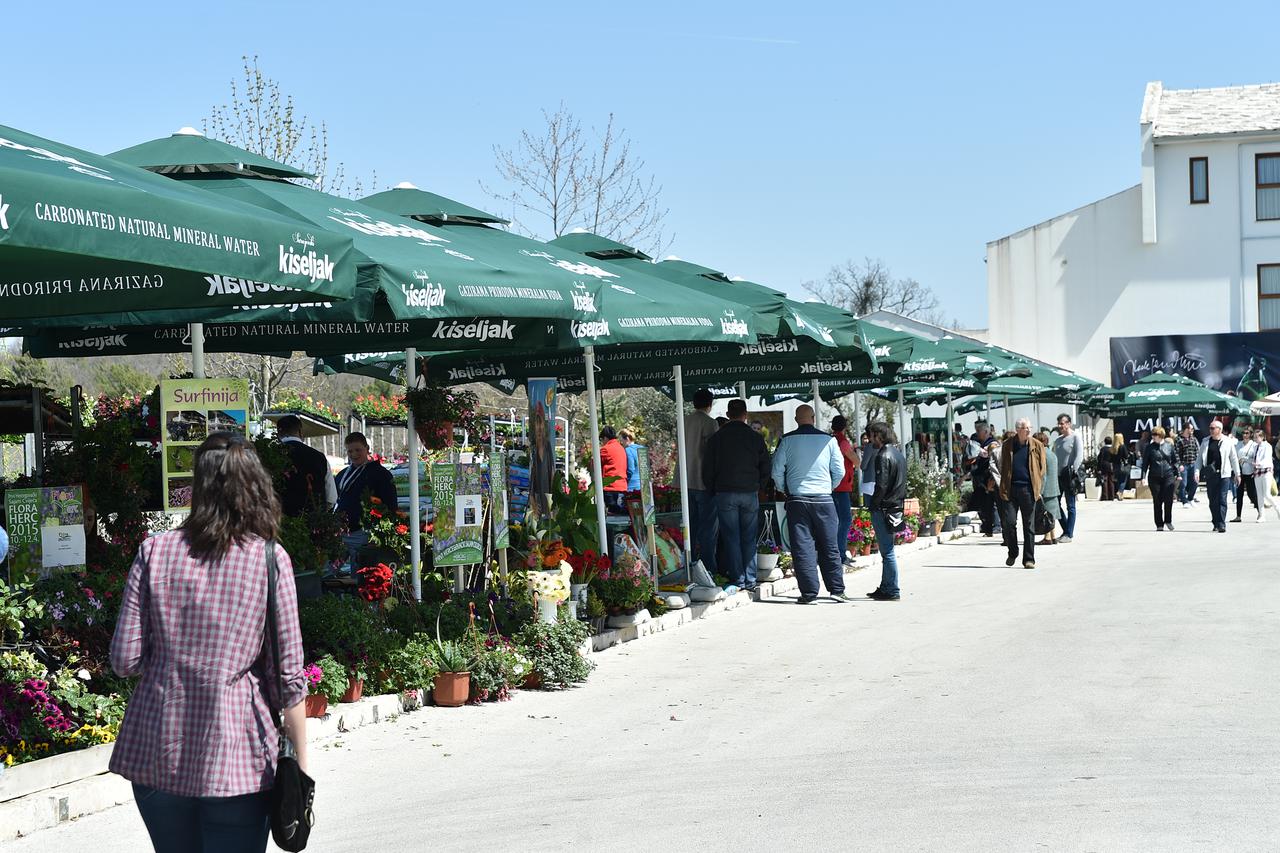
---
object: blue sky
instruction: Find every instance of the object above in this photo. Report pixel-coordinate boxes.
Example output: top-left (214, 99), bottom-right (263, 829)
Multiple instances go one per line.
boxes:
top-left (6, 1), bottom-right (1278, 328)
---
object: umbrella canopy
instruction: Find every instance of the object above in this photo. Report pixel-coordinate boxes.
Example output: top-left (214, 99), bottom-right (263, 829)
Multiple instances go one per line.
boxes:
top-left (0, 124), bottom-right (356, 320)
top-left (1250, 391), bottom-right (1280, 416)
top-left (110, 127), bottom-right (315, 179)
top-left (30, 136), bottom-right (774, 349)
top-left (1086, 372), bottom-right (1252, 416)
top-left (359, 182), bottom-right (508, 224)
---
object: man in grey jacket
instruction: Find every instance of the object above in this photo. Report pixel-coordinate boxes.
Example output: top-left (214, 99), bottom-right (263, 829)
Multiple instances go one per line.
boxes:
top-left (683, 388), bottom-right (719, 574)
top-left (771, 405), bottom-right (851, 604)
top-left (1052, 413), bottom-right (1084, 543)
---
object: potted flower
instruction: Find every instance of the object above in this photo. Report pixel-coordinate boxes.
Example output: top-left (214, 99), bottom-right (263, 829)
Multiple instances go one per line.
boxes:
top-left (532, 561), bottom-right (571, 623)
top-left (851, 510), bottom-right (875, 556)
top-left (590, 552), bottom-right (654, 619)
top-left (358, 496), bottom-right (410, 570)
top-left (756, 538), bottom-right (782, 572)
top-left (404, 380), bottom-right (479, 450)
top-left (303, 655), bottom-right (347, 718)
top-left (429, 639), bottom-right (473, 707)
top-left (352, 393), bottom-right (409, 425)
top-left (565, 549), bottom-right (609, 618)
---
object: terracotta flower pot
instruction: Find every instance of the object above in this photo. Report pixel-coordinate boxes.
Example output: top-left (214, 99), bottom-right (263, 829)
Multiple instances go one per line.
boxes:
top-left (522, 671), bottom-right (543, 690)
top-left (859, 544), bottom-right (871, 557)
top-left (340, 677), bottom-right (364, 703)
top-left (433, 671), bottom-right (471, 707)
top-left (304, 694), bottom-right (328, 718)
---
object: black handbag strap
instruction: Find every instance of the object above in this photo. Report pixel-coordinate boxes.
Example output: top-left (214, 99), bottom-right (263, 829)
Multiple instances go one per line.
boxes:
top-left (264, 540), bottom-right (288, 737)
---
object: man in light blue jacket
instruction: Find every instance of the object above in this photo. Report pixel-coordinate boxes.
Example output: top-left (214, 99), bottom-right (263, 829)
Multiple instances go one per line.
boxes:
top-left (771, 405), bottom-right (851, 603)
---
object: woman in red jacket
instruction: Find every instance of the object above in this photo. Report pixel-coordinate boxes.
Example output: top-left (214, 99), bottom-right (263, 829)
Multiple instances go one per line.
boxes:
top-left (599, 426), bottom-right (629, 514)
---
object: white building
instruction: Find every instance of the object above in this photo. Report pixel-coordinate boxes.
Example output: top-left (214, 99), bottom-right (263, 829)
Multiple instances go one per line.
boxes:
top-left (987, 81), bottom-right (1280, 382)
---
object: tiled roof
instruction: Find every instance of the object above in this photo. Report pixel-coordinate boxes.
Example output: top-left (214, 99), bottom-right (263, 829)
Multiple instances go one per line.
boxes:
top-left (1142, 80), bottom-right (1280, 138)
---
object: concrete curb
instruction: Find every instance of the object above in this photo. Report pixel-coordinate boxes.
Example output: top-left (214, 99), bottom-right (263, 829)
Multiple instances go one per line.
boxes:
top-left (0, 690), bottom-right (417, 840)
top-left (0, 519), bottom-right (981, 839)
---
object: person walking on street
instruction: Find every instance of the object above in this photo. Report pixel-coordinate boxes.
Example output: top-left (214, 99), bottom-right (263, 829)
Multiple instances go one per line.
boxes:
top-left (969, 421), bottom-right (999, 537)
top-left (865, 422), bottom-right (906, 601)
top-left (1099, 437), bottom-right (1117, 502)
top-left (1112, 432), bottom-right (1132, 499)
top-left (858, 430), bottom-right (875, 508)
top-left (682, 389), bottom-right (720, 574)
top-left (703, 399), bottom-right (771, 591)
top-left (1175, 424), bottom-right (1200, 505)
top-left (1232, 426), bottom-right (1260, 522)
top-left (771, 405), bottom-right (851, 603)
top-left (1141, 426), bottom-right (1179, 531)
top-left (1000, 418), bottom-right (1046, 569)
top-left (1035, 431), bottom-right (1060, 545)
top-left (1253, 435), bottom-right (1274, 522)
top-left (109, 432), bottom-right (308, 852)
top-left (1200, 420), bottom-right (1241, 532)
top-left (1053, 414), bottom-right (1083, 542)
top-left (830, 415), bottom-right (860, 567)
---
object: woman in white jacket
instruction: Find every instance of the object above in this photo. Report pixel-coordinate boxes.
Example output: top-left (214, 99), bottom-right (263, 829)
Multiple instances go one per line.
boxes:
top-left (1254, 436), bottom-right (1274, 521)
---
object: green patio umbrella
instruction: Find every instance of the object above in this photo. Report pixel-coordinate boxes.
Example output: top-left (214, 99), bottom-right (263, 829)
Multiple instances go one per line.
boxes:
top-left (1085, 372), bottom-right (1252, 417)
top-left (0, 123), bottom-right (357, 320)
top-left (359, 182), bottom-right (508, 224)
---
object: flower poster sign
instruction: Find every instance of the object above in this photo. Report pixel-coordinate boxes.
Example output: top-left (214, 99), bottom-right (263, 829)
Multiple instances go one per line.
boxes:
top-left (490, 451), bottom-right (510, 549)
top-left (4, 486), bottom-right (86, 578)
top-left (637, 446), bottom-right (655, 525)
top-left (160, 379), bottom-right (250, 513)
top-left (431, 462), bottom-right (485, 566)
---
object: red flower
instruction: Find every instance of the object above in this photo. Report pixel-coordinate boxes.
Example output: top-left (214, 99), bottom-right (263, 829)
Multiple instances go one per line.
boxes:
top-left (370, 509), bottom-right (383, 519)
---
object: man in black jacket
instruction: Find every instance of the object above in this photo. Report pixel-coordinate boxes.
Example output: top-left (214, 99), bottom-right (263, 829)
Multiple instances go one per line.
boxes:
top-left (702, 399), bottom-right (771, 590)
top-left (866, 421), bottom-right (906, 601)
top-left (276, 415), bottom-right (337, 517)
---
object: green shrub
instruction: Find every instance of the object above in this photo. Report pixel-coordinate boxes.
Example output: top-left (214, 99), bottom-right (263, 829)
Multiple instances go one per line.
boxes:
top-left (516, 618), bottom-right (593, 689)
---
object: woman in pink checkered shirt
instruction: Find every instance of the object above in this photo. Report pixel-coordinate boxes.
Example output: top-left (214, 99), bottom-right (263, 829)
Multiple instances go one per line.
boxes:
top-left (110, 432), bottom-right (308, 853)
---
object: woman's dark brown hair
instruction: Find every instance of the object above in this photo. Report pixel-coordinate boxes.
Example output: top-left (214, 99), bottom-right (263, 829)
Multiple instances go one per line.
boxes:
top-left (182, 432), bottom-right (280, 562)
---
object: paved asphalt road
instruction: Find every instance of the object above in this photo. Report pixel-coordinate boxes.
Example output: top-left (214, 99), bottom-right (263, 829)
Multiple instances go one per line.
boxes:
top-left (8, 497), bottom-right (1279, 852)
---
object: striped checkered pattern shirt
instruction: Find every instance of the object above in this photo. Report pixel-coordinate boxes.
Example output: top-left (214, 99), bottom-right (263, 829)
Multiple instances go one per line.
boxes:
top-left (109, 531), bottom-right (306, 797)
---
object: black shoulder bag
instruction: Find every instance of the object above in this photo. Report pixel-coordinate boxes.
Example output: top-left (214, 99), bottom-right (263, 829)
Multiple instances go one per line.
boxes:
top-left (265, 541), bottom-right (316, 851)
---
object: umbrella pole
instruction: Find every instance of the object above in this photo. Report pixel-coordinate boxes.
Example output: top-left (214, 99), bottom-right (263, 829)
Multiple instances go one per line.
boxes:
top-left (946, 393), bottom-right (955, 483)
top-left (737, 381), bottom-right (747, 400)
top-left (812, 379), bottom-right (822, 429)
top-left (583, 346), bottom-right (609, 555)
top-left (673, 365), bottom-right (693, 578)
top-left (404, 348), bottom-right (422, 602)
top-left (190, 323), bottom-right (205, 380)
top-left (852, 392), bottom-right (861, 436)
top-left (1004, 396), bottom-right (1011, 432)
top-left (897, 390), bottom-right (906, 443)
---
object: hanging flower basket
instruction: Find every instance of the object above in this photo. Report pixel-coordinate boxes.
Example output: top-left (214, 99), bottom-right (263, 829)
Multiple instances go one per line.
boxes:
top-left (405, 380), bottom-right (477, 449)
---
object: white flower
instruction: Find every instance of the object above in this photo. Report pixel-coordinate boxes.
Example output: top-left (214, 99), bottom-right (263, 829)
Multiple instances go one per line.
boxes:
top-left (77, 669), bottom-right (91, 681)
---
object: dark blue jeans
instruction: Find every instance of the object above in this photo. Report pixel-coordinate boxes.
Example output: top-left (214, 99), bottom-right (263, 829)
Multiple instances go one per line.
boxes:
top-left (1059, 490), bottom-right (1077, 538)
top-left (1179, 464), bottom-right (1197, 503)
top-left (133, 783), bottom-right (270, 853)
top-left (870, 508), bottom-right (899, 595)
top-left (688, 489), bottom-right (719, 574)
top-left (785, 496), bottom-right (845, 598)
top-left (715, 490), bottom-right (760, 587)
top-left (832, 491), bottom-right (853, 558)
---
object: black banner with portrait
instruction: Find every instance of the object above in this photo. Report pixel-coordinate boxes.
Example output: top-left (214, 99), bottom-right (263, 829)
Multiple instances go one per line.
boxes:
top-left (1109, 331), bottom-right (1278, 441)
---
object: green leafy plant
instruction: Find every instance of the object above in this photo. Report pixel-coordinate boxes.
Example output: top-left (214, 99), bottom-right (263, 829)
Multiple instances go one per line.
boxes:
top-left (515, 618), bottom-right (593, 689)
top-left (307, 654), bottom-right (350, 704)
top-left (429, 638), bottom-right (472, 674)
top-left (0, 579), bottom-right (44, 645)
top-left (274, 389), bottom-right (341, 424)
top-left (465, 627), bottom-right (530, 703)
top-left (373, 636), bottom-right (438, 694)
top-left (297, 596), bottom-right (396, 682)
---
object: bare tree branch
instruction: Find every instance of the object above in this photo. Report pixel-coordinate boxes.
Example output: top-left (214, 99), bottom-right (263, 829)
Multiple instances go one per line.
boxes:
top-left (803, 258), bottom-right (945, 325)
top-left (204, 55), bottom-right (376, 197)
top-left (483, 105), bottom-right (670, 256)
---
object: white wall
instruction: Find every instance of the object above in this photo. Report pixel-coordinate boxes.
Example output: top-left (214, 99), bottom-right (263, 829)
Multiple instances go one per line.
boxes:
top-left (988, 134), bottom-right (1280, 384)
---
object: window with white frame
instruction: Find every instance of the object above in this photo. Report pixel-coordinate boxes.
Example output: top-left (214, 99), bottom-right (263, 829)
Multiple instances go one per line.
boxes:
top-left (1256, 153), bottom-right (1280, 220)
top-left (1259, 265), bottom-right (1280, 330)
